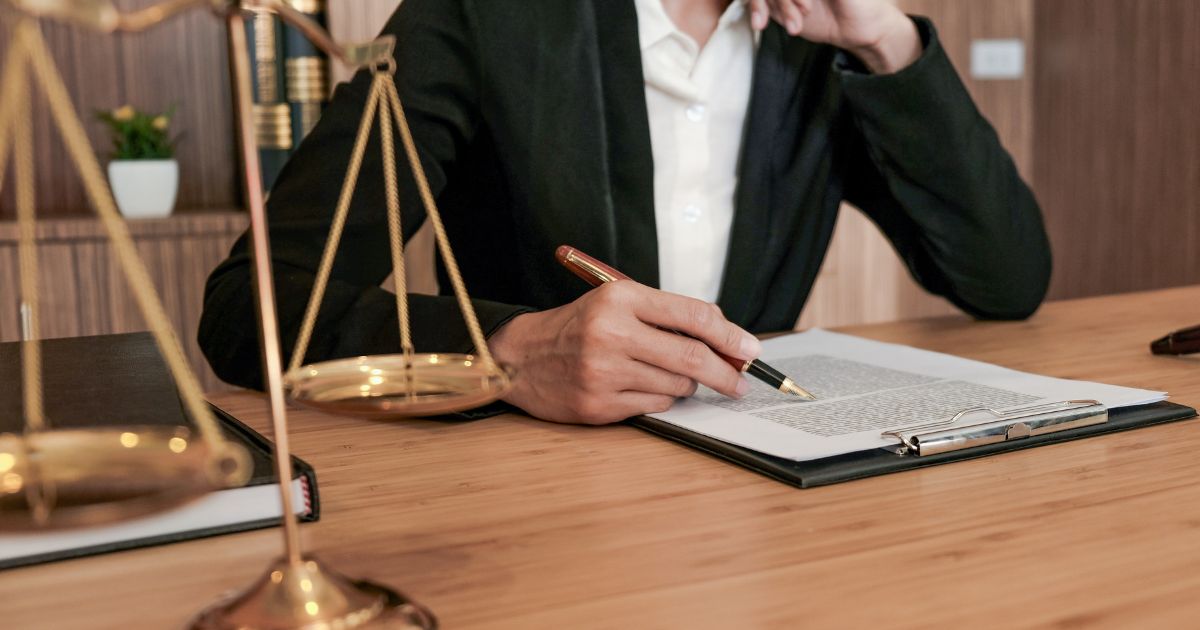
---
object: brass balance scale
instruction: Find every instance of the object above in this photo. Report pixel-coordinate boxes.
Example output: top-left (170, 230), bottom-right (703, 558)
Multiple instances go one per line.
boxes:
top-left (0, 0), bottom-right (514, 627)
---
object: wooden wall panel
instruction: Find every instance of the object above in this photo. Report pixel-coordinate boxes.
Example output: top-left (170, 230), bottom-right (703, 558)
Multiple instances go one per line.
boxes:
top-left (1034, 0), bottom-right (1200, 299)
top-left (0, 212), bottom-right (248, 391)
top-left (0, 1), bottom-right (238, 218)
top-left (0, 248), bottom-right (18, 340)
top-left (72, 241), bottom-right (117, 337)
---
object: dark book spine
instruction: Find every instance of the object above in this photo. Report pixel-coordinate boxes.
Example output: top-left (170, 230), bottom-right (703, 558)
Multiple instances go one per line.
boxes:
top-left (281, 0), bottom-right (330, 149)
top-left (246, 9), bottom-right (292, 192)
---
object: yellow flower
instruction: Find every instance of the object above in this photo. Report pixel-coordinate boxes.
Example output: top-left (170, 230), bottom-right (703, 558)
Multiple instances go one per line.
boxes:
top-left (152, 116), bottom-right (169, 131)
top-left (112, 105), bottom-right (135, 122)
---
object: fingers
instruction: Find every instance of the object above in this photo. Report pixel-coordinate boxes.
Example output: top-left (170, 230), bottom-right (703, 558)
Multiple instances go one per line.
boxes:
top-left (581, 282), bottom-right (758, 397)
top-left (620, 360), bottom-right (699, 399)
top-left (508, 282), bottom-right (759, 427)
top-left (766, 0), bottom-right (805, 35)
top-left (617, 392), bottom-right (680, 417)
top-left (559, 356), bottom-right (684, 423)
top-left (548, 391), bottom-right (677, 426)
top-left (748, 0), bottom-right (770, 30)
top-left (630, 327), bottom-right (750, 399)
top-left (623, 285), bottom-right (761, 361)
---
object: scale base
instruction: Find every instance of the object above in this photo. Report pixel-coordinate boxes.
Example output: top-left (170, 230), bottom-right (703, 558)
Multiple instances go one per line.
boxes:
top-left (189, 556), bottom-right (436, 629)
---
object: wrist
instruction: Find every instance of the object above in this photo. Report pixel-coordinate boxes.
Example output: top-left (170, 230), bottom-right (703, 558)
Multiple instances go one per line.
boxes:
top-left (488, 312), bottom-right (534, 368)
top-left (846, 10), bottom-right (922, 75)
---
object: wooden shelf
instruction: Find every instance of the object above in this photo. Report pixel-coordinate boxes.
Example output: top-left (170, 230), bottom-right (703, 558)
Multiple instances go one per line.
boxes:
top-left (0, 209), bottom-right (249, 391)
top-left (0, 209), bottom-right (247, 244)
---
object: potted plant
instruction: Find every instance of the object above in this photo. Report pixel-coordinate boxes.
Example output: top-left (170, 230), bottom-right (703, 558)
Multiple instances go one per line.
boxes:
top-left (97, 104), bottom-right (178, 219)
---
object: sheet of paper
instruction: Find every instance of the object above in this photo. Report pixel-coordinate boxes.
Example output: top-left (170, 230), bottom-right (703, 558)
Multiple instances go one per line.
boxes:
top-left (647, 329), bottom-right (1166, 461)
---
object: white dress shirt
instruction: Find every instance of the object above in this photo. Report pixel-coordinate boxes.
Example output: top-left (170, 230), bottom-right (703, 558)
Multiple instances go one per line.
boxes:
top-left (634, 0), bottom-right (756, 303)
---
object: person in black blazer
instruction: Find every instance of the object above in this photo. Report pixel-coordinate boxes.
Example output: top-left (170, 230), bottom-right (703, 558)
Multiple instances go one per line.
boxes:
top-left (199, 0), bottom-right (1051, 424)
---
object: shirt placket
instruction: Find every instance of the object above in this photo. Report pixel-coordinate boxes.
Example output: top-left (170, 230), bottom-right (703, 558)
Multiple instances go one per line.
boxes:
top-left (670, 35), bottom-right (713, 301)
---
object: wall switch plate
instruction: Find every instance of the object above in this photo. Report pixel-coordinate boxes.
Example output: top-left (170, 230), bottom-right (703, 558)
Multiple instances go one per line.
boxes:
top-left (970, 39), bottom-right (1025, 79)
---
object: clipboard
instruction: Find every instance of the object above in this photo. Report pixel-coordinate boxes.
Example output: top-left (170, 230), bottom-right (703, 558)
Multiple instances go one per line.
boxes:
top-left (630, 401), bottom-right (1197, 488)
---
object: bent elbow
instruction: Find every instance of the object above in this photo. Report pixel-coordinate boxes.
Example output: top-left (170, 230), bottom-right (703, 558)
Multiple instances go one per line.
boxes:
top-left (966, 246), bottom-right (1052, 321)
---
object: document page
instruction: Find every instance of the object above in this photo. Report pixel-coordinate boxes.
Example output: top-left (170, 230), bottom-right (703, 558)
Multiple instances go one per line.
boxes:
top-left (647, 330), bottom-right (1166, 461)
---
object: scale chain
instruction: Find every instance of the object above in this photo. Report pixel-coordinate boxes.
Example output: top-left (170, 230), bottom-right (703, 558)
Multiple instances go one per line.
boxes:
top-left (287, 74), bottom-right (384, 372)
top-left (290, 68), bottom-right (500, 381)
top-left (381, 79), bottom-right (497, 370)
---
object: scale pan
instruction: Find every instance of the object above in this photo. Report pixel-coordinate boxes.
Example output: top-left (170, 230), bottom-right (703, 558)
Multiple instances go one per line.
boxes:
top-left (0, 426), bottom-right (250, 531)
top-left (285, 353), bottom-right (514, 419)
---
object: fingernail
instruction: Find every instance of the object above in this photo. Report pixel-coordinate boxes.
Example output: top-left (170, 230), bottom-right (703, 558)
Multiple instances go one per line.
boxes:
top-left (740, 335), bottom-right (762, 359)
top-left (736, 378), bottom-right (751, 398)
top-left (787, 19), bottom-right (801, 33)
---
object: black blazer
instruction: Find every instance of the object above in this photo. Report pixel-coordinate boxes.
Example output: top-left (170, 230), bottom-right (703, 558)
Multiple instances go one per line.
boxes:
top-left (199, 0), bottom-right (1051, 390)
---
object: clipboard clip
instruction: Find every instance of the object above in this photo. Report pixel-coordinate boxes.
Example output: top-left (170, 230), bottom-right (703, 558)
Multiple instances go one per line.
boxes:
top-left (881, 400), bottom-right (1108, 457)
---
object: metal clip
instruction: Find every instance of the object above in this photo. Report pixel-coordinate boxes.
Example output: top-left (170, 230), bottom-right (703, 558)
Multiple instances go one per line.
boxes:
top-left (882, 400), bottom-right (1108, 456)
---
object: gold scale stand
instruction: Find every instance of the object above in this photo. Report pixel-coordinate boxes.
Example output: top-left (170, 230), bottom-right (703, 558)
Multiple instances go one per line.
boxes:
top-left (0, 0), bottom-right (514, 627)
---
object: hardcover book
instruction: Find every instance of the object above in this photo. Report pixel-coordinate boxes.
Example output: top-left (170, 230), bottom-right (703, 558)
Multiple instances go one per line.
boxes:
top-left (0, 333), bottom-right (319, 570)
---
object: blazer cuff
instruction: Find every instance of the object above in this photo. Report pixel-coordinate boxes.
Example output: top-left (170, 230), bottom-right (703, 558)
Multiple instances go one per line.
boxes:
top-left (333, 289), bottom-right (536, 358)
top-left (834, 15), bottom-right (936, 77)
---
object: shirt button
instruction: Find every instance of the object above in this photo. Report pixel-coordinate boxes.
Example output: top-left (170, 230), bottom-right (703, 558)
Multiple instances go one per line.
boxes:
top-left (685, 103), bottom-right (706, 123)
top-left (682, 204), bottom-right (703, 223)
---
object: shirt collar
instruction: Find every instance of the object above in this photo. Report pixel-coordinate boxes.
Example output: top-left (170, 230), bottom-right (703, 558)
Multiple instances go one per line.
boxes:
top-left (633, 0), bottom-right (752, 51)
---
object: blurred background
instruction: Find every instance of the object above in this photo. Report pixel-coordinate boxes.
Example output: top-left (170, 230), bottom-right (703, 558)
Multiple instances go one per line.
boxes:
top-left (0, 0), bottom-right (1196, 390)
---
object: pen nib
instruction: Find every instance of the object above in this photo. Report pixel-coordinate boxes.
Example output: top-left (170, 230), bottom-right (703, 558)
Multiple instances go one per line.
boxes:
top-left (780, 379), bottom-right (817, 401)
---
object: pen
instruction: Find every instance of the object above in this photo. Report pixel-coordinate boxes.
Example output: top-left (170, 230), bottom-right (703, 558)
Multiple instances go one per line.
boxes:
top-left (555, 245), bottom-right (817, 400)
top-left (1151, 323), bottom-right (1200, 356)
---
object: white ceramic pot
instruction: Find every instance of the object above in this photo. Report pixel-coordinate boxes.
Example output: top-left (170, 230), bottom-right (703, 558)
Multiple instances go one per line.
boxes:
top-left (107, 159), bottom-right (179, 219)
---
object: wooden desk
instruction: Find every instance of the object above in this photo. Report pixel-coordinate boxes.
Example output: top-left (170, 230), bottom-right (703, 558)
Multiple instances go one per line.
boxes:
top-left (4, 286), bottom-right (1199, 629)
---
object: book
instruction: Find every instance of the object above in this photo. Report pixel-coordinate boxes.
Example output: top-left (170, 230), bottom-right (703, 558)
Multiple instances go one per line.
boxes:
top-left (246, 8), bottom-right (292, 191)
top-left (242, 2), bottom-right (331, 193)
top-left (0, 333), bottom-right (319, 570)
top-left (281, 0), bottom-right (330, 144)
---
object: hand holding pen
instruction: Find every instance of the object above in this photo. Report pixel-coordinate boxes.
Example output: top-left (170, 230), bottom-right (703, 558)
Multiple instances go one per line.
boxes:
top-left (487, 248), bottom-right (809, 425)
top-left (556, 246), bottom-right (816, 400)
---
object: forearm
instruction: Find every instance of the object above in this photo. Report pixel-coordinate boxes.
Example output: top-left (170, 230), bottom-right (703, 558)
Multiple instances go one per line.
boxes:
top-left (198, 253), bottom-right (532, 390)
top-left (841, 18), bottom-right (1051, 318)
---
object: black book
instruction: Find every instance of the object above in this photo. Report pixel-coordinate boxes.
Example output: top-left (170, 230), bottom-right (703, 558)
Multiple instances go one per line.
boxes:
top-left (280, 0), bottom-right (330, 144)
top-left (0, 333), bottom-right (319, 570)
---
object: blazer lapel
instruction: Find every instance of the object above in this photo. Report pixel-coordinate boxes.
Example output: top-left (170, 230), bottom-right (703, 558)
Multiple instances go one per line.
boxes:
top-left (590, 0), bottom-right (659, 287)
top-left (717, 23), bottom-right (797, 325)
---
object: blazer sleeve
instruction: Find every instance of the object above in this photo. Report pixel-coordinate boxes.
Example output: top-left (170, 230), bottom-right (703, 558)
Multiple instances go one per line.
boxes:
top-left (838, 16), bottom-right (1052, 320)
top-left (199, 0), bottom-right (531, 390)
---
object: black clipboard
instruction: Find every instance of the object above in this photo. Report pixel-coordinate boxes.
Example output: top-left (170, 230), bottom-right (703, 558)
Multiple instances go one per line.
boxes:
top-left (631, 401), bottom-right (1197, 488)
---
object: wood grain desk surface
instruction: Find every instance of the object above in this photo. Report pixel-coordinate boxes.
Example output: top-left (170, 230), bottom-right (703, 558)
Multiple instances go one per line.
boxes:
top-left (4, 286), bottom-right (1199, 629)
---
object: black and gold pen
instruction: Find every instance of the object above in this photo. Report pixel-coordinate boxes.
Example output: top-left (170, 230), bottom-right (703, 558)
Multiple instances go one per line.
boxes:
top-left (555, 245), bottom-right (817, 400)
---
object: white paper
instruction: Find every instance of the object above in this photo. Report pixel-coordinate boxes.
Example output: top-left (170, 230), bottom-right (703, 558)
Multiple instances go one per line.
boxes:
top-left (0, 478), bottom-right (308, 563)
top-left (648, 329), bottom-right (1166, 461)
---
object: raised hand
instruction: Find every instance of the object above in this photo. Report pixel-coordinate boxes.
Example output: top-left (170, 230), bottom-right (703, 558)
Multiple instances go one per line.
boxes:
top-left (748, 0), bottom-right (922, 74)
